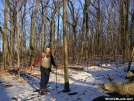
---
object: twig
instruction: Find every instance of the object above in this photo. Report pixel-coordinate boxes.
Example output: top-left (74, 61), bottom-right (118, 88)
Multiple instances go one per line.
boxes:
top-left (107, 74), bottom-right (113, 81)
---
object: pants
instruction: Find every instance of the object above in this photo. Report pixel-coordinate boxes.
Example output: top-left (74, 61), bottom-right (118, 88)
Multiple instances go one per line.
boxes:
top-left (40, 66), bottom-right (50, 89)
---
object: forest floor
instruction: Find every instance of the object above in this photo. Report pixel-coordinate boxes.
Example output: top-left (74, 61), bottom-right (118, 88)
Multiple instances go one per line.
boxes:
top-left (0, 61), bottom-right (134, 101)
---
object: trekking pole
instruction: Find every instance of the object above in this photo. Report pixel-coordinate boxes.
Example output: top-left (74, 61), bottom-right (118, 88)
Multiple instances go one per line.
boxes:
top-left (56, 67), bottom-right (57, 92)
top-left (87, 61), bottom-right (88, 72)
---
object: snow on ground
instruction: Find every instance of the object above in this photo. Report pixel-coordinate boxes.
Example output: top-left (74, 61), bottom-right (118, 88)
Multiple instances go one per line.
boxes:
top-left (0, 62), bottom-right (133, 101)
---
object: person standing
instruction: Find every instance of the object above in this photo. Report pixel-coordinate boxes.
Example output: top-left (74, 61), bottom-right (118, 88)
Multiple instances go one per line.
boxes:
top-left (31, 46), bottom-right (58, 95)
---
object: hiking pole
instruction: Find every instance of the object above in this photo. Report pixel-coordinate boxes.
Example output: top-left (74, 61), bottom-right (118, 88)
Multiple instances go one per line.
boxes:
top-left (87, 61), bottom-right (88, 72)
top-left (56, 67), bottom-right (57, 92)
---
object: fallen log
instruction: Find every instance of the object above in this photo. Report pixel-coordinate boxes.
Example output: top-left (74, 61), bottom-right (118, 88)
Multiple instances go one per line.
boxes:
top-left (68, 66), bottom-right (84, 70)
top-left (126, 70), bottom-right (134, 78)
top-left (98, 81), bottom-right (134, 95)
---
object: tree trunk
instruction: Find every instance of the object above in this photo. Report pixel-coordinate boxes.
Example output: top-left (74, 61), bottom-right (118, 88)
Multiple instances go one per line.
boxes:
top-left (127, 47), bottom-right (134, 72)
top-left (29, 0), bottom-right (39, 66)
top-left (9, 8), bottom-right (13, 69)
top-left (97, 0), bottom-right (101, 57)
top-left (16, 2), bottom-right (20, 78)
top-left (67, 0), bottom-right (77, 62)
top-left (50, 0), bottom-right (61, 55)
top-left (56, 8), bottom-right (60, 56)
top-left (1, 0), bottom-right (9, 70)
top-left (125, 0), bottom-right (130, 63)
top-left (20, 2), bottom-right (26, 63)
top-left (79, 0), bottom-right (90, 63)
top-left (130, 12), bottom-right (134, 48)
top-left (85, 0), bottom-right (90, 62)
top-left (43, 22), bottom-right (46, 51)
top-left (120, 0), bottom-right (130, 63)
top-left (50, 17), bottom-right (55, 55)
top-left (63, 0), bottom-right (70, 92)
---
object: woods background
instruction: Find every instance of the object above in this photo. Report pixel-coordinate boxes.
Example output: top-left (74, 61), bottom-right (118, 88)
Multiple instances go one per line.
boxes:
top-left (0, 0), bottom-right (134, 70)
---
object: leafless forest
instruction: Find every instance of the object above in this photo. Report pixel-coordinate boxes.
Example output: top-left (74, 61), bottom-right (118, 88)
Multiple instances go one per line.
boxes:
top-left (0, 0), bottom-right (134, 71)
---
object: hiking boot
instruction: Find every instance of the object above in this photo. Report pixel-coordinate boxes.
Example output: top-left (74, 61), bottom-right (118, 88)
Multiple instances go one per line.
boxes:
top-left (44, 88), bottom-right (49, 92)
top-left (40, 91), bottom-right (45, 95)
top-left (40, 89), bottom-right (45, 95)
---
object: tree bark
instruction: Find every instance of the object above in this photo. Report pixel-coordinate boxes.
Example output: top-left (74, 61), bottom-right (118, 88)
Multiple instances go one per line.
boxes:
top-left (15, 1), bottom-right (22, 78)
top-left (9, 8), bottom-right (13, 69)
top-left (79, 0), bottom-right (90, 63)
top-left (124, 0), bottom-right (130, 63)
top-left (120, 0), bottom-right (130, 63)
top-left (97, 0), bottom-right (102, 58)
top-left (67, 0), bottom-right (78, 62)
top-left (20, 1), bottom-right (26, 63)
top-left (29, 0), bottom-right (39, 66)
top-left (50, 0), bottom-right (61, 55)
top-left (127, 47), bottom-right (134, 72)
top-left (1, 0), bottom-right (9, 70)
top-left (85, 0), bottom-right (90, 61)
top-left (63, 0), bottom-right (70, 92)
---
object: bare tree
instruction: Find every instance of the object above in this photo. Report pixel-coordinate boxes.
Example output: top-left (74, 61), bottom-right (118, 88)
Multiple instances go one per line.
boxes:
top-left (20, 1), bottom-right (27, 63)
top-left (0, 0), bottom-right (9, 70)
top-left (8, 3), bottom-right (14, 69)
top-left (79, 0), bottom-right (90, 63)
top-left (0, 0), bottom-right (133, 71)
top-left (63, 0), bottom-right (70, 92)
top-left (67, 0), bottom-right (80, 63)
top-left (49, 0), bottom-right (62, 55)
top-left (120, 0), bottom-right (130, 63)
top-left (29, 0), bottom-right (39, 66)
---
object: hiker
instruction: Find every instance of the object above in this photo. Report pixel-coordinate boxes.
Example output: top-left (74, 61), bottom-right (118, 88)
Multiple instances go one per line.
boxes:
top-left (30, 46), bottom-right (58, 95)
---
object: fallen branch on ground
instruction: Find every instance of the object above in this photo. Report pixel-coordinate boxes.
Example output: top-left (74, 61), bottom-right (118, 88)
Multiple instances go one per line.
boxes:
top-left (107, 74), bottom-right (113, 81)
